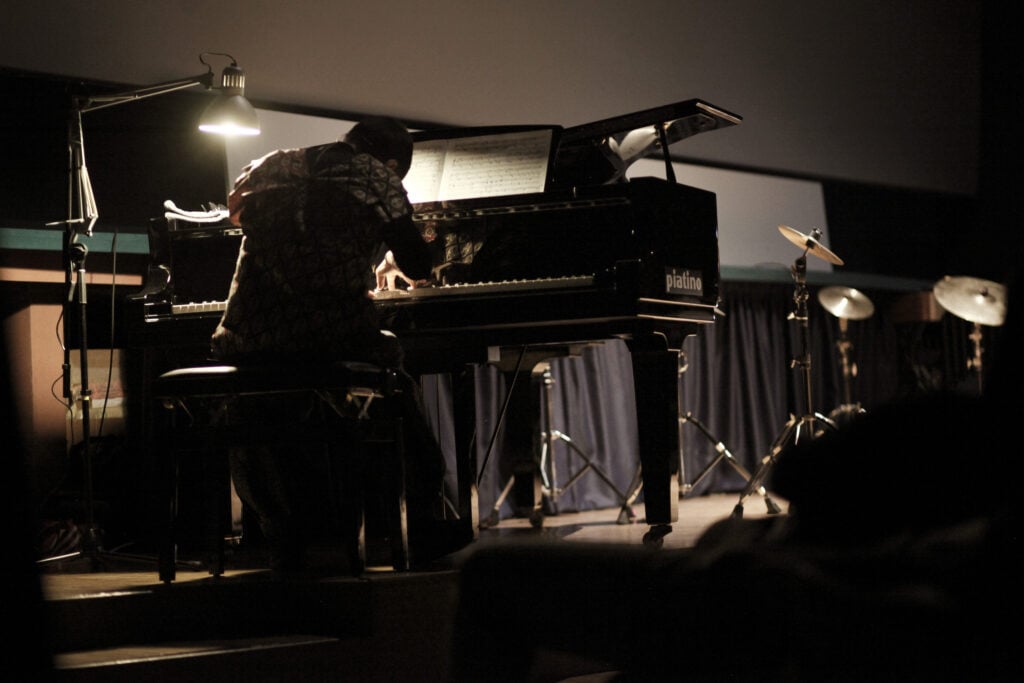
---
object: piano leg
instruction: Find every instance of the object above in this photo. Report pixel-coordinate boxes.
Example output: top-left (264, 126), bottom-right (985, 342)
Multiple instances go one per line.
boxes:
top-left (450, 365), bottom-right (481, 542)
top-left (628, 336), bottom-right (681, 545)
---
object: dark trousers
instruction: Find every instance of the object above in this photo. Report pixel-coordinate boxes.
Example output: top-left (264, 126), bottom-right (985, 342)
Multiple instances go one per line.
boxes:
top-left (227, 370), bottom-right (446, 570)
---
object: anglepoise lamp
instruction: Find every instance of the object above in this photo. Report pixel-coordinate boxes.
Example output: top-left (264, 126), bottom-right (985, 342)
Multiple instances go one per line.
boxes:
top-left (43, 52), bottom-right (259, 571)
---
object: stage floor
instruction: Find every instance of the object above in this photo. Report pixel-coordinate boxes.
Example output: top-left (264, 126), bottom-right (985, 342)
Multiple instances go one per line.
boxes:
top-left (36, 492), bottom-right (788, 682)
top-left (40, 492), bottom-right (785, 599)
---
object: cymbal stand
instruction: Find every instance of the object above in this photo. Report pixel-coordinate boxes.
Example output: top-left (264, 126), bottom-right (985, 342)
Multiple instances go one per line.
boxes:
top-left (827, 317), bottom-right (866, 422)
top-left (732, 253), bottom-right (835, 518)
top-left (537, 365), bottom-right (634, 523)
top-left (967, 322), bottom-right (985, 394)
top-left (931, 275), bottom-right (1006, 395)
top-left (483, 363), bottom-right (634, 528)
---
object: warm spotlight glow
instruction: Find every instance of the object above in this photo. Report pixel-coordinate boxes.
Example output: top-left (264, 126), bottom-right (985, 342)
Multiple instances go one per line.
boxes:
top-left (198, 95), bottom-right (260, 136)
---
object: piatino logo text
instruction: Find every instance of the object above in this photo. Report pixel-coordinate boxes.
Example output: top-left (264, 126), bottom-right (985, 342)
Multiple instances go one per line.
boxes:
top-left (665, 268), bottom-right (703, 296)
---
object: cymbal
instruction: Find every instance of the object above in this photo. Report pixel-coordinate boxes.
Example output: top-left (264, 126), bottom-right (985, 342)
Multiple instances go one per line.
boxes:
top-left (818, 286), bottom-right (875, 320)
top-left (932, 275), bottom-right (1007, 326)
top-left (778, 225), bottom-right (844, 266)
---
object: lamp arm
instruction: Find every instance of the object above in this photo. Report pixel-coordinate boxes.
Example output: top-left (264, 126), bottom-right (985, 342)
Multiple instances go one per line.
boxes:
top-left (67, 109), bottom-right (98, 235)
top-left (77, 71), bottom-right (215, 114)
top-left (64, 69), bottom-right (216, 233)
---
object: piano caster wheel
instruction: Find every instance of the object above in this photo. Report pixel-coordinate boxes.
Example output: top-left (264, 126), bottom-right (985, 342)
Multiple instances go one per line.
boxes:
top-left (642, 524), bottom-right (671, 547)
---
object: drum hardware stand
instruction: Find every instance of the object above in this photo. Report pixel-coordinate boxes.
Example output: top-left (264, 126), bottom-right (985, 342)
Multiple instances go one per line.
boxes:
top-left (669, 349), bottom-right (779, 511)
top-left (817, 286), bottom-right (875, 423)
top-left (825, 318), bottom-right (868, 424)
top-left (535, 364), bottom-right (635, 524)
top-left (966, 323), bottom-right (986, 394)
top-left (478, 348), bottom-right (535, 529)
top-left (482, 362), bottom-right (635, 529)
top-left (732, 226), bottom-right (842, 518)
top-left (832, 320), bottom-right (861, 413)
top-left (680, 412), bottom-right (782, 514)
top-left (932, 275), bottom-right (1008, 396)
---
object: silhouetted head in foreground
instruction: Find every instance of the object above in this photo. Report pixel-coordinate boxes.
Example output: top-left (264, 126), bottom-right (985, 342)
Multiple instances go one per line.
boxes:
top-left (770, 390), bottom-right (1011, 544)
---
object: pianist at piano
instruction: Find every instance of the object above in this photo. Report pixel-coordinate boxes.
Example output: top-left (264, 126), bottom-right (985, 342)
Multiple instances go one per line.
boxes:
top-left (206, 115), bottom-right (463, 575)
top-left (121, 98), bottom-right (742, 555)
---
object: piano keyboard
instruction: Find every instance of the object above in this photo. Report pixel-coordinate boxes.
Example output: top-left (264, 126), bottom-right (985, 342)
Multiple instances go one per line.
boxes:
top-left (371, 275), bottom-right (595, 300)
top-left (171, 300), bottom-right (228, 315)
top-left (169, 275), bottom-right (596, 314)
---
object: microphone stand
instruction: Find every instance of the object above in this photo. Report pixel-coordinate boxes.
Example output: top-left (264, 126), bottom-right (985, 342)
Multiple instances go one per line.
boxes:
top-left (38, 102), bottom-right (197, 571)
top-left (35, 56), bottom-right (254, 572)
top-left (67, 238), bottom-right (101, 560)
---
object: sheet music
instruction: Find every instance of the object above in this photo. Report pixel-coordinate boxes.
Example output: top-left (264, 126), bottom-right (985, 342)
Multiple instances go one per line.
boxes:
top-left (405, 129), bottom-right (554, 203)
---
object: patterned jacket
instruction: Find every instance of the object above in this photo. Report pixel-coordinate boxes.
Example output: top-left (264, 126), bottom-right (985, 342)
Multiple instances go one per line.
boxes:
top-left (210, 142), bottom-right (431, 367)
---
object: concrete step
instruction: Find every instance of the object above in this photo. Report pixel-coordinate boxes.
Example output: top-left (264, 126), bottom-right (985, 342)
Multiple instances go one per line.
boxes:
top-left (54, 634), bottom-right (345, 682)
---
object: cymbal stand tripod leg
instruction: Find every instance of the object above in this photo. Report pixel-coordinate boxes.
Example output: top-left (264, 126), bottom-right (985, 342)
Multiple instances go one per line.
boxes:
top-left (681, 412), bottom-right (781, 514)
top-left (731, 414), bottom-right (820, 518)
top-left (481, 477), bottom-right (517, 529)
top-left (537, 365), bottom-right (635, 524)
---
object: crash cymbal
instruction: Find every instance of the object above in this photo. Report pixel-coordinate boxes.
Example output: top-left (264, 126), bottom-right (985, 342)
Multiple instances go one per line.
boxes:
top-left (933, 275), bottom-right (1007, 326)
top-left (778, 225), bottom-right (844, 266)
top-left (818, 286), bottom-right (875, 320)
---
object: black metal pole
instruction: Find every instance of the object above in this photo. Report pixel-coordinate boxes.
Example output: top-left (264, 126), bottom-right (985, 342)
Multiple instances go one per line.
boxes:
top-left (789, 254), bottom-right (813, 417)
top-left (71, 243), bottom-right (101, 556)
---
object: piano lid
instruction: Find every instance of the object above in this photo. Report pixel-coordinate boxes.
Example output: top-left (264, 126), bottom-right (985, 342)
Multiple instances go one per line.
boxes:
top-left (406, 99), bottom-right (742, 202)
top-left (550, 99), bottom-right (742, 190)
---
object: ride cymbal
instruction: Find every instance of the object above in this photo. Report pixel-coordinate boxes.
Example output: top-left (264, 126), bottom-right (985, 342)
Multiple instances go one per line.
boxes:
top-left (818, 286), bottom-right (875, 320)
top-left (778, 225), bottom-right (844, 266)
top-left (932, 275), bottom-right (1007, 326)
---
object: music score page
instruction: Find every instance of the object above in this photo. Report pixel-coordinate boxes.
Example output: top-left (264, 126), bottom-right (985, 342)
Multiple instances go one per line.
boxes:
top-left (405, 129), bottom-right (554, 203)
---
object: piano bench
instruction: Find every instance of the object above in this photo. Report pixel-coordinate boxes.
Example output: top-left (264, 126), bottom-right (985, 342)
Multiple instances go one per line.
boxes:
top-left (150, 361), bottom-right (408, 582)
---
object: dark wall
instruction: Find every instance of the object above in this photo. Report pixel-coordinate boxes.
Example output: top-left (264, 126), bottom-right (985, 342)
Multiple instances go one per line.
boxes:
top-left (1, 71), bottom-right (69, 229)
top-left (976, 1), bottom-right (1024, 289)
top-left (823, 182), bottom-right (977, 283)
top-left (4, 13), bottom-right (1019, 288)
top-left (0, 306), bottom-right (55, 674)
top-left (1, 68), bottom-right (979, 286)
top-left (1, 69), bottom-right (228, 234)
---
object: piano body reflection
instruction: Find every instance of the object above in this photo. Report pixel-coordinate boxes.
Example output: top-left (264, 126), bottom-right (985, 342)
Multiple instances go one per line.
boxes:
top-left (122, 99), bottom-right (741, 544)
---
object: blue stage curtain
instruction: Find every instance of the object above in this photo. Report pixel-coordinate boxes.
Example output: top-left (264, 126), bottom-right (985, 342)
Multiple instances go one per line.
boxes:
top-left (422, 279), bottom-right (980, 521)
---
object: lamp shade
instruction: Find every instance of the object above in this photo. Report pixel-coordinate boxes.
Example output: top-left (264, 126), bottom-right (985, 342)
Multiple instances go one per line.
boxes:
top-left (198, 62), bottom-right (260, 136)
top-left (199, 94), bottom-right (260, 136)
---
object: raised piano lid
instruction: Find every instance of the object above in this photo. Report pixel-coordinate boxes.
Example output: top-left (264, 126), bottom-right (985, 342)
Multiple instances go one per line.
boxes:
top-left (409, 98), bottom-right (742, 209)
top-left (551, 98), bottom-right (743, 189)
top-left (558, 99), bottom-right (742, 147)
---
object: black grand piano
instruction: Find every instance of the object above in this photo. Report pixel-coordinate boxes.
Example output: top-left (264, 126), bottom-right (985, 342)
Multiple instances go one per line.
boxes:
top-left (122, 99), bottom-right (741, 545)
